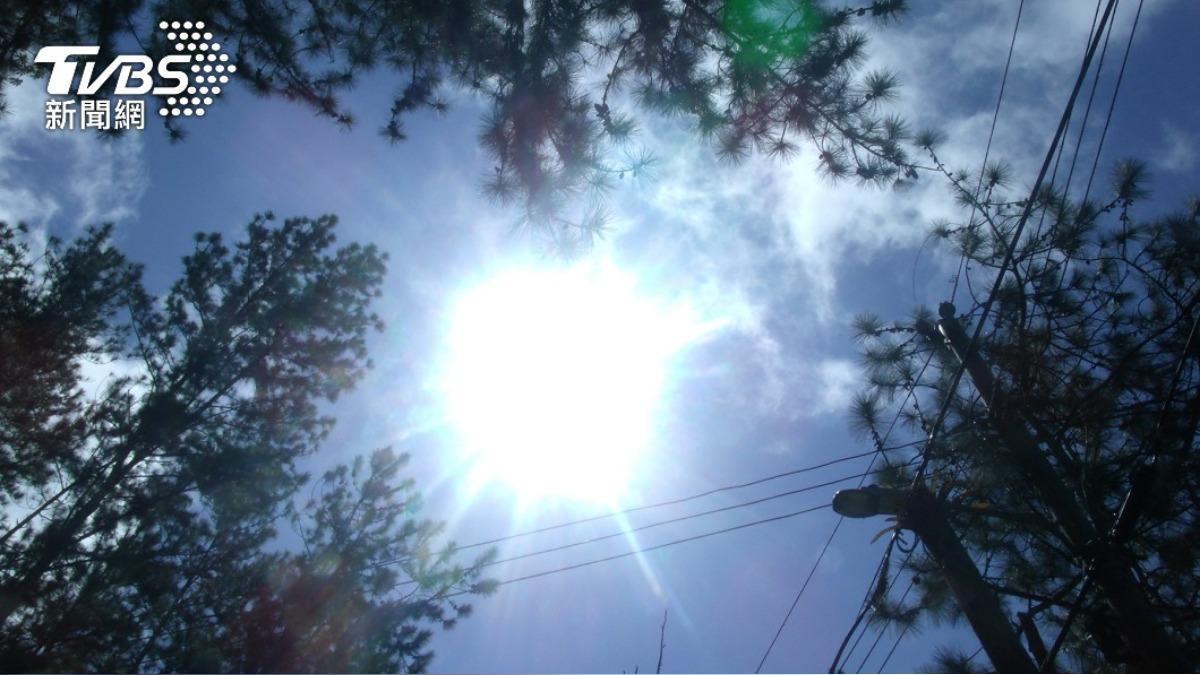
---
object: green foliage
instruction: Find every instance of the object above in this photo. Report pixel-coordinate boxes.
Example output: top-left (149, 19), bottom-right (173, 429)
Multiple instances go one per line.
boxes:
top-left (914, 128), bottom-right (946, 151)
top-left (919, 646), bottom-right (981, 673)
top-left (0, 216), bottom-right (491, 671)
top-left (219, 448), bottom-right (496, 673)
top-left (851, 159), bottom-right (1200, 668)
top-left (0, 0), bottom-right (915, 250)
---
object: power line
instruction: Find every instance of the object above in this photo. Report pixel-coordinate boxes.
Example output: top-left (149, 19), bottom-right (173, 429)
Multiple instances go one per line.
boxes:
top-left (1028, 0), bottom-right (1104, 261)
top-left (754, 350), bottom-right (938, 673)
top-left (1081, 0), bottom-right (1145, 206)
top-left (826, 345), bottom-right (957, 674)
top-left (775, 77), bottom-right (1048, 656)
top-left (951, 0), bottom-right (1026, 305)
top-left (1061, 0), bottom-right (1119, 201)
top-left (875, 613), bottom-right (915, 674)
top-left (838, 544), bottom-right (918, 673)
top-left (829, 536), bottom-right (898, 673)
top-left (914, 0), bottom-right (1120, 483)
top-left (850, 553), bottom-right (916, 672)
top-left (831, 6), bottom-right (1027, 668)
top-left (882, 5), bottom-right (1127, 670)
top-left (826, 4), bottom-right (1033, 670)
top-left (126, 503), bottom-right (838, 647)
top-left (125, 456), bottom-right (927, 647)
top-left (373, 447), bottom-right (898, 571)
top-left (441, 503), bottom-right (834, 599)
top-left (755, 514), bottom-right (843, 673)
top-left (862, 7), bottom-right (1130, 672)
top-left (858, 577), bottom-right (916, 672)
top-left (841, 606), bottom-right (874, 672)
top-left (839, 9), bottom-right (1121, 663)
top-left (387, 465), bottom-right (911, 582)
top-left (833, 360), bottom-right (985, 674)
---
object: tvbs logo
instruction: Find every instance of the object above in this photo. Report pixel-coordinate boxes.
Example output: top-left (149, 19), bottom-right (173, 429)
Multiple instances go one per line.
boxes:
top-left (36, 20), bottom-right (235, 126)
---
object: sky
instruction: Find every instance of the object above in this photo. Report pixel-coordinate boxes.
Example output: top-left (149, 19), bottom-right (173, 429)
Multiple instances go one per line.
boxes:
top-left (2, 0), bottom-right (1199, 672)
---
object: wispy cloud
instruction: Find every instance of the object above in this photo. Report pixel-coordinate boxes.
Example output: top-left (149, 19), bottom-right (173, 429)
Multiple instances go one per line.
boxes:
top-left (67, 125), bottom-right (147, 227)
top-left (0, 81), bottom-right (147, 232)
top-left (599, 1), bottom-right (1172, 424)
top-left (1157, 123), bottom-right (1197, 174)
top-left (1, 81), bottom-right (151, 410)
top-left (812, 359), bottom-right (861, 417)
top-left (0, 84), bottom-right (62, 227)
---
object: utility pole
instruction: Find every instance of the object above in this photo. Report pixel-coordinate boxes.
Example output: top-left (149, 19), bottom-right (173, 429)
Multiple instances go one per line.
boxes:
top-left (833, 485), bottom-right (1038, 673)
top-left (933, 302), bottom-right (1189, 672)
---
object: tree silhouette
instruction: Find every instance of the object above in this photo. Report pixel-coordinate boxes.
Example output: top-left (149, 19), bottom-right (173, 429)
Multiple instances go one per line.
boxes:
top-left (1, 0), bottom-right (911, 250)
top-left (851, 152), bottom-right (1200, 670)
top-left (0, 215), bottom-right (493, 671)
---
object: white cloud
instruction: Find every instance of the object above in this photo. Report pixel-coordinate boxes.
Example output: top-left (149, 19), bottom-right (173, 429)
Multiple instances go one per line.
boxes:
top-left (0, 81), bottom-right (147, 232)
top-left (599, 1), bottom-right (1178, 422)
top-left (77, 352), bottom-right (149, 403)
top-left (813, 359), bottom-right (860, 417)
top-left (67, 125), bottom-right (147, 226)
top-left (0, 84), bottom-right (61, 227)
top-left (1, 81), bottom-right (152, 409)
top-left (1158, 123), bottom-right (1197, 174)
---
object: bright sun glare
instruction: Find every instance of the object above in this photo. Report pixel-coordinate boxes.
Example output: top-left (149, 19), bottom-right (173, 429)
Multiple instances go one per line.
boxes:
top-left (445, 263), bottom-right (708, 505)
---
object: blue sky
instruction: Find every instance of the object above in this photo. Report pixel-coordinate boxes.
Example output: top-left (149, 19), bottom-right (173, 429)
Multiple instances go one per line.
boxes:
top-left (2, 0), bottom-right (1198, 671)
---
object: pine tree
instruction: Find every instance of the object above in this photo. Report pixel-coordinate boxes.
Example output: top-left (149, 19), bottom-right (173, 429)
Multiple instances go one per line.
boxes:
top-left (0, 215), bottom-right (494, 671)
top-left (0, 0), bottom-right (912, 250)
top-left (851, 151), bottom-right (1200, 670)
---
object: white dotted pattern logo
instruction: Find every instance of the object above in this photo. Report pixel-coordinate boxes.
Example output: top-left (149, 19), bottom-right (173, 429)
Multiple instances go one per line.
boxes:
top-left (157, 20), bottom-right (236, 118)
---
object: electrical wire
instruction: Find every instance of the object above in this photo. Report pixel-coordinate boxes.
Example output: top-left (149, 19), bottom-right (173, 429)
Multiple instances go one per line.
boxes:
top-left (371, 446), bottom-right (906, 571)
top-left (841, 5), bottom-right (1127, 642)
top-left (852, 558), bottom-right (916, 672)
top-left (875, 614), bottom-right (915, 674)
top-left (385, 465), bottom-right (910, 582)
top-left (440, 503), bottom-right (834, 599)
top-left (951, 0), bottom-right (1025, 305)
top-left (834, 359), bottom-right (988, 675)
top-left (914, 0), bottom-right (1120, 483)
top-left (823, 4), bottom-right (1036, 670)
top-left (965, 644), bottom-right (985, 666)
top-left (754, 350), bottom-right (938, 673)
top-left (829, 537), bottom-right (898, 673)
top-left (1080, 0), bottom-right (1145, 206)
top-left (1040, 577), bottom-right (1095, 670)
top-left (1061, 0), bottom-right (1119, 201)
top-left (1043, 0), bottom-right (1137, 295)
top-left (1027, 0), bottom-right (1104, 281)
top-left (839, 579), bottom-right (876, 668)
top-left (827, 0), bottom-right (1067, 631)
top-left (754, 514), bottom-right (843, 673)
top-left (881, 6), bottom-right (1140, 670)
top-left (122, 502), bottom-right (839, 647)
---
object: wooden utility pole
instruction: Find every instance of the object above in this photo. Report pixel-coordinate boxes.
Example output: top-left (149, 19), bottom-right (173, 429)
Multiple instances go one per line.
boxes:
top-left (934, 303), bottom-right (1188, 672)
top-left (833, 486), bottom-right (1037, 672)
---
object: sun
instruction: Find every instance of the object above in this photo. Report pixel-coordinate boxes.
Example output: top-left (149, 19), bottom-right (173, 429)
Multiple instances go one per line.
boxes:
top-left (444, 262), bottom-right (707, 505)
